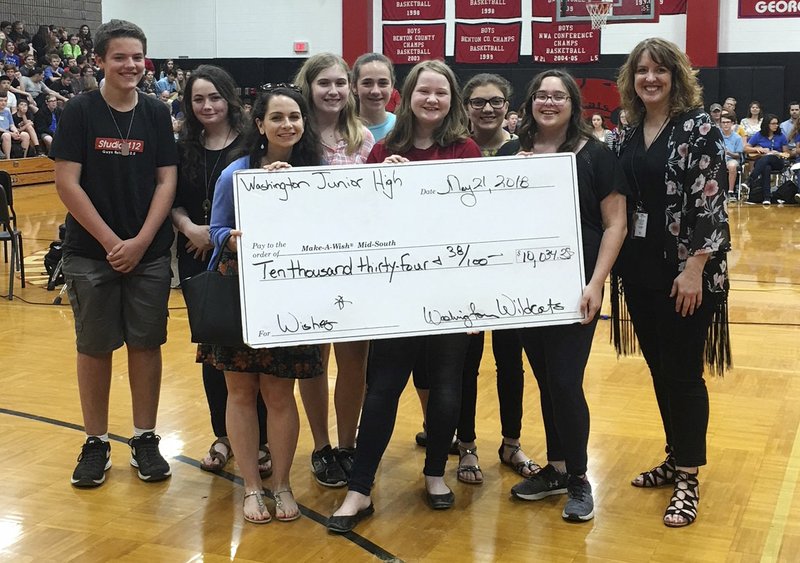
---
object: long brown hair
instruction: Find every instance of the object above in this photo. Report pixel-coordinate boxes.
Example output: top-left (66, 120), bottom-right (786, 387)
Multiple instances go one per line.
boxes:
top-left (294, 52), bottom-right (365, 155)
top-left (517, 69), bottom-right (592, 153)
top-left (617, 38), bottom-right (704, 125)
top-left (383, 59), bottom-right (470, 154)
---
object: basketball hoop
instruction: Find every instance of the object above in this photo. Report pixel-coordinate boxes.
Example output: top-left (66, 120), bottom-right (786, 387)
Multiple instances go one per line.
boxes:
top-left (586, 0), bottom-right (613, 29)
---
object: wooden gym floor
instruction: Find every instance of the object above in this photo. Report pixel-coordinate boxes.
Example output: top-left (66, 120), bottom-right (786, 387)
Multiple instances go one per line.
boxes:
top-left (1, 184), bottom-right (799, 562)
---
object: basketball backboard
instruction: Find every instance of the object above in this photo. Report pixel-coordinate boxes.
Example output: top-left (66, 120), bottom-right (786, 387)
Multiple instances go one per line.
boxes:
top-left (555, 0), bottom-right (658, 24)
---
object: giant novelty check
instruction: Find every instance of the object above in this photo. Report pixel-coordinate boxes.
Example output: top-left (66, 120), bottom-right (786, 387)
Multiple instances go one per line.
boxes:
top-left (233, 154), bottom-right (586, 347)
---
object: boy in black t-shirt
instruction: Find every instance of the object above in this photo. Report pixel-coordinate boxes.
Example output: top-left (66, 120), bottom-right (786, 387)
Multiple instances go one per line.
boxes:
top-left (50, 20), bottom-right (178, 488)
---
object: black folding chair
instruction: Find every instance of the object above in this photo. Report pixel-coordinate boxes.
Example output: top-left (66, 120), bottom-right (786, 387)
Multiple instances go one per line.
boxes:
top-left (0, 183), bottom-right (25, 299)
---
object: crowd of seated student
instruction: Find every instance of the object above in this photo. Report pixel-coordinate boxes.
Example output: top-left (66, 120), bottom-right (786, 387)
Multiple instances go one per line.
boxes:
top-left (709, 95), bottom-right (800, 202)
top-left (0, 17), bottom-right (100, 158)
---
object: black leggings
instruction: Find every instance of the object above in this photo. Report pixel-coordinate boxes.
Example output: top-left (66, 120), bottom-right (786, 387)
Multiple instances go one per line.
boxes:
top-left (518, 318), bottom-right (598, 476)
top-left (179, 251), bottom-right (267, 444)
top-left (348, 333), bottom-right (470, 496)
top-left (622, 282), bottom-right (716, 467)
top-left (413, 330), bottom-right (525, 443)
top-left (750, 154), bottom-right (785, 195)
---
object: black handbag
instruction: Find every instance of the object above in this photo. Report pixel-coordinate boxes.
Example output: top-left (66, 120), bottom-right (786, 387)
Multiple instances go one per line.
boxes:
top-left (182, 235), bottom-right (246, 347)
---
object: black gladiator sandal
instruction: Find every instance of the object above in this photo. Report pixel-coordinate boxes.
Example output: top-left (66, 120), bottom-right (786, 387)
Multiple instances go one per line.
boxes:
top-left (663, 470), bottom-right (700, 527)
top-left (631, 446), bottom-right (677, 488)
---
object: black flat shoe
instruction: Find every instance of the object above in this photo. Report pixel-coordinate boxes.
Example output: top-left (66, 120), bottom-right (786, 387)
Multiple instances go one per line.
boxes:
top-left (426, 489), bottom-right (455, 510)
top-left (326, 504), bottom-right (375, 533)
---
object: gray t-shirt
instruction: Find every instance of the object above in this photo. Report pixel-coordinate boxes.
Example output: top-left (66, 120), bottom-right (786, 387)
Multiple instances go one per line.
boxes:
top-left (20, 75), bottom-right (45, 98)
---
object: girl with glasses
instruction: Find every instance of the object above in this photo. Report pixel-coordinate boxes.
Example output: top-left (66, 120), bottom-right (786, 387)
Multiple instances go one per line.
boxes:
top-left (744, 113), bottom-right (790, 204)
top-left (440, 73), bottom-right (540, 487)
top-left (507, 69), bottom-right (627, 523)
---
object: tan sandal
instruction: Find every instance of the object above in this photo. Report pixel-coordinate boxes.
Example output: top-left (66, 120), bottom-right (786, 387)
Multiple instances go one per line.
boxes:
top-left (273, 488), bottom-right (302, 522)
top-left (243, 490), bottom-right (271, 524)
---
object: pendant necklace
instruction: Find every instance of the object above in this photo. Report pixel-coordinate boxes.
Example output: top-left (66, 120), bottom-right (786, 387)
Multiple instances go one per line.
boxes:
top-left (202, 127), bottom-right (233, 223)
top-left (104, 92), bottom-right (137, 156)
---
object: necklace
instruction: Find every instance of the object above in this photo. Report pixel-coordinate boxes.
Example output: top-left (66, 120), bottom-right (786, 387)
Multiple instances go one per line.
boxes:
top-left (104, 93), bottom-right (137, 156)
top-left (643, 114), bottom-right (670, 149)
top-left (202, 127), bottom-right (233, 223)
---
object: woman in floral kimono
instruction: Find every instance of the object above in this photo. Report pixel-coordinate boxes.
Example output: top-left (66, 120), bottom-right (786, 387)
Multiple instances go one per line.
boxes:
top-left (614, 38), bottom-right (731, 528)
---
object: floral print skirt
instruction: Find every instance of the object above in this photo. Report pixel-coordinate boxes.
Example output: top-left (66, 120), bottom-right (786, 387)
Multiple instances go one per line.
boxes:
top-left (195, 250), bottom-right (324, 379)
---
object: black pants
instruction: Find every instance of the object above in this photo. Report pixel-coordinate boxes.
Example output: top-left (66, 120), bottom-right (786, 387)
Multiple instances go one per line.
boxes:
top-left (518, 318), bottom-right (598, 476)
top-left (750, 154), bottom-right (784, 199)
top-left (623, 282), bottom-right (715, 467)
top-left (414, 330), bottom-right (524, 443)
top-left (179, 251), bottom-right (267, 443)
top-left (348, 333), bottom-right (470, 496)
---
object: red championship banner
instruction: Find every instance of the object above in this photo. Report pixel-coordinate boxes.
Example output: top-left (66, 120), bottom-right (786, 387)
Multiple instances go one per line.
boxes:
top-left (532, 0), bottom-right (557, 17)
top-left (739, 0), bottom-right (800, 18)
top-left (456, 0), bottom-right (522, 19)
top-left (455, 23), bottom-right (521, 64)
top-left (383, 24), bottom-right (446, 64)
top-left (532, 22), bottom-right (599, 64)
top-left (660, 0), bottom-right (688, 15)
top-left (382, 0), bottom-right (445, 20)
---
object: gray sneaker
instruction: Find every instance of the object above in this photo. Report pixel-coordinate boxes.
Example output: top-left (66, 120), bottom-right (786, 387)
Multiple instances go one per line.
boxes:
top-left (562, 475), bottom-right (594, 522)
top-left (510, 464), bottom-right (568, 501)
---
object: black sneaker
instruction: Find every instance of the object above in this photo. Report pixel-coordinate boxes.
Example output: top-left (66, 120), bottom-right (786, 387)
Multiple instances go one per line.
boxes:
top-left (510, 464), bottom-right (568, 501)
top-left (335, 447), bottom-right (356, 479)
top-left (311, 444), bottom-right (347, 487)
top-left (128, 432), bottom-right (172, 482)
top-left (562, 475), bottom-right (595, 522)
top-left (71, 437), bottom-right (111, 488)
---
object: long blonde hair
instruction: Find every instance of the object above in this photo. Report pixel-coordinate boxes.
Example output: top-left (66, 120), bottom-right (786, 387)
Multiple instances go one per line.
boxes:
top-left (294, 52), bottom-right (365, 155)
top-left (383, 59), bottom-right (470, 154)
top-left (617, 38), bottom-right (704, 125)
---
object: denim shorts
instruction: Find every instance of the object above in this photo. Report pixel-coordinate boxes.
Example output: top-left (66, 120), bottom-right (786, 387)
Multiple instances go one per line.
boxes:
top-left (63, 254), bottom-right (171, 355)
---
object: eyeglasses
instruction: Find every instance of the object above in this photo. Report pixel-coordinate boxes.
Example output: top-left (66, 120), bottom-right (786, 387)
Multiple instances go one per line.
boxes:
top-left (259, 82), bottom-right (301, 93)
top-left (533, 91), bottom-right (570, 105)
top-left (467, 96), bottom-right (506, 110)
top-left (711, 108), bottom-right (721, 112)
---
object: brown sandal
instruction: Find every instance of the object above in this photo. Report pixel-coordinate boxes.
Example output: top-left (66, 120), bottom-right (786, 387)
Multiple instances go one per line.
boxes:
top-left (200, 437), bottom-right (232, 473)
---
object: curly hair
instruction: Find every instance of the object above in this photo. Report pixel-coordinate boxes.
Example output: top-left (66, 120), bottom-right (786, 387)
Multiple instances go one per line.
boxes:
top-left (293, 52), bottom-right (365, 156)
top-left (383, 59), bottom-right (470, 154)
top-left (516, 69), bottom-right (592, 153)
top-left (178, 65), bottom-right (246, 187)
top-left (617, 38), bottom-right (704, 125)
top-left (232, 87), bottom-right (322, 169)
